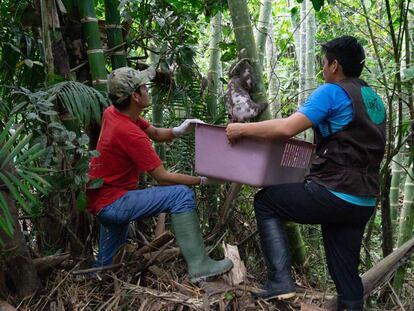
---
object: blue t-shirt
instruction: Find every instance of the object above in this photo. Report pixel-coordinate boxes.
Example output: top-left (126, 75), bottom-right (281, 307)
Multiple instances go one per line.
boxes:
top-left (298, 83), bottom-right (376, 206)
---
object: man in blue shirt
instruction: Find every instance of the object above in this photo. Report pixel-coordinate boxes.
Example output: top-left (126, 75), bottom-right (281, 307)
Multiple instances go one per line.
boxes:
top-left (226, 36), bottom-right (386, 311)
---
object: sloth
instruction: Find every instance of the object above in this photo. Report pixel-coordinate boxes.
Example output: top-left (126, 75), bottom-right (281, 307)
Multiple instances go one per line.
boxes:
top-left (224, 59), bottom-right (267, 122)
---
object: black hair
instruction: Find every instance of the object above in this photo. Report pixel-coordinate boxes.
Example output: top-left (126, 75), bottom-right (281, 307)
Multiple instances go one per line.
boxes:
top-left (109, 87), bottom-right (142, 111)
top-left (321, 36), bottom-right (365, 78)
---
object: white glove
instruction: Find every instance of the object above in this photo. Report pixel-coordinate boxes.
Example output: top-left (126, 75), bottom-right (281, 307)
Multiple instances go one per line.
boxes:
top-left (172, 119), bottom-right (205, 137)
top-left (199, 176), bottom-right (226, 186)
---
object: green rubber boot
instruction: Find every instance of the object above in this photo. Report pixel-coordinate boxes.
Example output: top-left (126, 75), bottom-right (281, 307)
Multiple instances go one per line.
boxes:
top-left (171, 210), bottom-right (233, 282)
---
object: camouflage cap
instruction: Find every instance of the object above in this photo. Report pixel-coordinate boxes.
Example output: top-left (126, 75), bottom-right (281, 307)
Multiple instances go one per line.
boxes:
top-left (107, 66), bottom-right (156, 103)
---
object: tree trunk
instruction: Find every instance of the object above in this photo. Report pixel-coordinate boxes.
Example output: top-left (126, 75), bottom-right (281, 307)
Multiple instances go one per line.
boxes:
top-left (227, 0), bottom-right (270, 121)
top-left (392, 163), bottom-right (414, 294)
top-left (205, 12), bottom-right (222, 121)
top-left (304, 0), bottom-right (315, 142)
top-left (290, 2), bottom-right (301, 68)
top-left (0, 191), bottom-right (40, 297)
top-left (380, 167), bottom-right (393, 256)
top-left (40, 0), bottom-right (54, 83)
top-left (390, 143), bottom-right (403, 223)
top-left (104, 0), bottom-right (127, 69)
top-left (77, 0), bottom-right (108, 92)
top-left (266, 17), bottom-right (280, 118)
top-left (298, 0), bottom-right (307, 108)
top-left (255, 0), bottom-right (273, 68)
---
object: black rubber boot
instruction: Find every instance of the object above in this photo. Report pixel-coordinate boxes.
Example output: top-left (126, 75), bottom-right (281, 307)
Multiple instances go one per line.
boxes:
top-left (253, 217), bottom-right (296, 300)
top-left (337, 299), bottom-right (363, 311)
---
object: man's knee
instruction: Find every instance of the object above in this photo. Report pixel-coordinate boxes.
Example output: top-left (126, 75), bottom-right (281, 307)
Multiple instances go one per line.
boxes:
top-left (171, 185), bottom-right (196, 213)
top-left (254, 188), bottom-right (269, 214)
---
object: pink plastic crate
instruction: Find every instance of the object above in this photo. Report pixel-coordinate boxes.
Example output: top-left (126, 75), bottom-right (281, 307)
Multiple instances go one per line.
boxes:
top-left (195, 124), bottom-right (315, 187)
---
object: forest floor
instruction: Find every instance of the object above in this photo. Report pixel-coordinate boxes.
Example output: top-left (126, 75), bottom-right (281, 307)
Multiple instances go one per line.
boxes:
top-left (11, 252), bottom-right (333, 311)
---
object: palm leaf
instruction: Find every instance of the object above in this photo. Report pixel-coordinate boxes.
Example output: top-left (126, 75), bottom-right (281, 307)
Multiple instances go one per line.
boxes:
top-left (14, 143), bottom-right (43, 165)
top-left (0, 171), bottom-right (30, 214)
top-left (0, 192), bottom-right (14, 246)
top-left (0, 118), bottom-right (14, 146)
top-left (49, 81), bottom-right (109, 126)
top-left (1, 133), bottom-right (32, 169)
top-left (0, 124), bottom-right (24, 162)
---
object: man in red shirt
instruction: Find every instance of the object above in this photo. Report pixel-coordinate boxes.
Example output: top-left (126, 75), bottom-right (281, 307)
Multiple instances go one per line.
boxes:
top-left (87, 66), bottom-right (232, 282)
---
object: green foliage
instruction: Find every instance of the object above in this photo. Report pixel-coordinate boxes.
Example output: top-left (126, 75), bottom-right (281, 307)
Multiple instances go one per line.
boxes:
top-left (0, 118), bottom-right (52, 245)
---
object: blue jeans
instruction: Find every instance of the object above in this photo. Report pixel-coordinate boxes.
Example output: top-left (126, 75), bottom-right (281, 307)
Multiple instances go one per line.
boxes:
top-left (95, 185), bottom-right (196, 266)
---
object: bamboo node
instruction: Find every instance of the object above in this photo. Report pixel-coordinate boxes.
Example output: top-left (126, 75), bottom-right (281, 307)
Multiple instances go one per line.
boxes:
top-left (92, 79), bottom-right (108, 85)
top-left (112, 51), bottom-right (127, 56)
top-left (87, 49), bottom-right (105, 55)
top-left (81, 16), bottom-right (98, 23)
top-left (233, 25), bottom-right (252, 31)
top-left (105, 24), bottom-right (123, 29)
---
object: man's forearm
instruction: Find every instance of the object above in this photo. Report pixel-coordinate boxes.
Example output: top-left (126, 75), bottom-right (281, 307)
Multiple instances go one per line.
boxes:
top-left (153, 128), bottom-right (176, 142)
top-left (157, 172), bottom-right (201, 186)
top-left (242, 119), bottom-right (291, 140)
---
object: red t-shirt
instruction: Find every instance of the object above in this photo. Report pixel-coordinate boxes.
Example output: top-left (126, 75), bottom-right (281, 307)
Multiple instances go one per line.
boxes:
top-left (87, 105), bottom-right (162, 215)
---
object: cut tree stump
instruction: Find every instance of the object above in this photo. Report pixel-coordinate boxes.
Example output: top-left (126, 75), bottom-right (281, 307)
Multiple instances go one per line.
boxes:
top-left (222, 243), bottom-right (246, 286)
top-left (0, 300), bottom-right (17, 311)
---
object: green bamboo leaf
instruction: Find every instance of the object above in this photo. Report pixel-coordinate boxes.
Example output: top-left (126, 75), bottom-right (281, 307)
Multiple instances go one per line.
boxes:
top-left (18, 172), bottom-right (48, 195)
top-left (310, 0), bottom-right (324, 11)
top-left (0, 192), bottom-right (14, 236)
top-left (5, 171), bottom-right (39, 207)
top-left (10, 101), bottom-right (29, 115)
top-left (23, 166), bottom-right (52, 173)
top-left (1, 134), bottom-right (32, 169)
top-left (0, 172), bottom-right (30, 214)
top-left (76, 191), bottom-right (88, 212)
top-left (21, 148), bottom-right (47, 165)
top-left (0, 119), bottom-right (14, 146)
top-left (23, 170), bottom-right (52, 189)
top-left (0, 124), bottom-right (24, 163)
top-left (15, 143), bottom-right (44, 165)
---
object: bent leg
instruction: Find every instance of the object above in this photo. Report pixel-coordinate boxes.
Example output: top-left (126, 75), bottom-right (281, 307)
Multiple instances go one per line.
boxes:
top-left (95, 222), bottom-right (128, 266)
top-left (116, 185), bottom-right (196, 222)
top-left (95, 185), bottom-right (195, 266)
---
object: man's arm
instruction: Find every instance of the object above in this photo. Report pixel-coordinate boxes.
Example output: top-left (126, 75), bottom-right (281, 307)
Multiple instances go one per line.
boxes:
top-left (145, 118), bottom-right (205, 142)
top-left (145, 125), bottom-right (175, 142)
top-left (226, 112), bottom-right (313, 144)
top-left (149, 164), bottom-right (201, 185)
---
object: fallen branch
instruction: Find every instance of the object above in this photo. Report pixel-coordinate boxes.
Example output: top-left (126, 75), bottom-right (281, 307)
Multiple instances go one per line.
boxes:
top-left (120, 280), bottom-right (212, 310)
top-left (325, 236), bottom-right (414, 310)
top-left (134, 230), bottom-right (175, 257)
top-left (73, 239), bottom-right (176, 275)
top-left (33, 253), bottom-right (71, 277)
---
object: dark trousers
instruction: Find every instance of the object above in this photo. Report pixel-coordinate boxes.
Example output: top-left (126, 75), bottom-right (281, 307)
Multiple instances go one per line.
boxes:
top-left (254, 180), bottom-right (374, 303)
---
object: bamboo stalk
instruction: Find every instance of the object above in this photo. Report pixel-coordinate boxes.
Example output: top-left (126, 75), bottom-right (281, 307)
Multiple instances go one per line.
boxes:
top-left (392, 163), bottom-right (414, 293)
top-left (104, 0), bottom-right (127, 69)
top-left (227, 0), bottom-right (270, 121)
top-left (205, 12), bottom-right (222, 121)
top-left (255, 0), bottom-right (273, 68)
top-left (77, 0), bottom-right (108, 91)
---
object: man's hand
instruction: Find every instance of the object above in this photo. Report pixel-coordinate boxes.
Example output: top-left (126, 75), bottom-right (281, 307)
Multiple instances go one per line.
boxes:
top-left (226, 123), bottom-right (246, 144)
top-left (172, 119), bottom-right (205, 137)
top-left (199, 176), bottom-right (226, 185)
